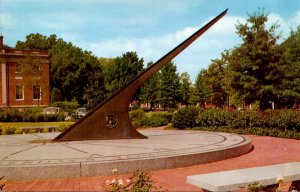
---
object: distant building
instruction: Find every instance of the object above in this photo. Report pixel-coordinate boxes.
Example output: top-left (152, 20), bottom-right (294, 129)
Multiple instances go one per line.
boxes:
top-left (0, 36), bottom-right (50, 108)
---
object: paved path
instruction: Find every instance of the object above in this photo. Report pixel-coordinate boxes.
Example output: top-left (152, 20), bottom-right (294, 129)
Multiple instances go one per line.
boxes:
top-left (3, 134), bottom-right (300, 191)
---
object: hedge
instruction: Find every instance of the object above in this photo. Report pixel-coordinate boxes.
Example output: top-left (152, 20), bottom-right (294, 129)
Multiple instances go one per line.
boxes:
top-left (129, 110), bottom-right (172, 128)
top-left (172, 107), bottom-right (300, 131)
top-left (0, 108), bottom-right (65, 122)
top-left (172, 107), bottom-right (300, 139)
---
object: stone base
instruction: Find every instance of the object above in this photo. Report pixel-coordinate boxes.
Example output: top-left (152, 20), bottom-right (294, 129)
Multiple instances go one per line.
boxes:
top-left (0, 130), bottom-right (252, 180)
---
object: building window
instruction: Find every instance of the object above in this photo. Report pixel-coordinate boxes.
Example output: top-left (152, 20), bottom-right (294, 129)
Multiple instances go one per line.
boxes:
top-left (33, 85), bottom-right (41, 100)
top-left (16, 86), bottom-right (24, 100)
top-left (15, 64), bottom-right (23, 73)
top-left (32, 64), bottom-right (41, 73)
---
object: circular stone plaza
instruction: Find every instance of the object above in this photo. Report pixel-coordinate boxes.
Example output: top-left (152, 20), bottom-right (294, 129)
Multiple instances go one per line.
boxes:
top-left (1, 129), bottom-right (300, 191)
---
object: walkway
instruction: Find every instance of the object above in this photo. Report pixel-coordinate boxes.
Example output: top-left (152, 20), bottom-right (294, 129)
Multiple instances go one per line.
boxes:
top-left (3, 135), bottom-right (300, 191)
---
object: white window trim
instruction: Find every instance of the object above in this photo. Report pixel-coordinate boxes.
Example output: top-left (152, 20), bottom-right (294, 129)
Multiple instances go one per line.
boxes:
top-left (16, 85), bottom-right (24, 101)
top-left (15, 63), bottom-right (23, 73)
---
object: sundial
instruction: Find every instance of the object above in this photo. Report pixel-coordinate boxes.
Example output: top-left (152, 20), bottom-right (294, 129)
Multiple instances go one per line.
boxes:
top-left (54, 9), bottom-right (228, 141)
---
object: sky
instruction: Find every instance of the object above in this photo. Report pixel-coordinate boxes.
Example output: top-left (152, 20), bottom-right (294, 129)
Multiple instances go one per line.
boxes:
top-left (1, 0), bottom-right (300, 83)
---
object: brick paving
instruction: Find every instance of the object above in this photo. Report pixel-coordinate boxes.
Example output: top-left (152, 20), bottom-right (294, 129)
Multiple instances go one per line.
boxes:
top-left (3, 135), bottom-right (300, 191)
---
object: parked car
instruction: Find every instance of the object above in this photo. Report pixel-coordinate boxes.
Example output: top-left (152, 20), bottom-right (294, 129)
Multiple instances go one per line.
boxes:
top-left (43, 107), bottom-right (64, 115)
top-left (76, 108), bottom-right (87, 118)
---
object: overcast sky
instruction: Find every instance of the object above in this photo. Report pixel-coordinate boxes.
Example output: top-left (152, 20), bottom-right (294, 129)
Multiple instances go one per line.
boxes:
top-left (1, 0), bottom-right (300, 82)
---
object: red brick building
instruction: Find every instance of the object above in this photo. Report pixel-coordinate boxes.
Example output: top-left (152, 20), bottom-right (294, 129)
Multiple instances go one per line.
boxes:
top-left (0, 36), bottom-right (50, 108)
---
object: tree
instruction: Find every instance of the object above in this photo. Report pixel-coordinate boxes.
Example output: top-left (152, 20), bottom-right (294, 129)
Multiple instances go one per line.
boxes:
top-left (104, 52), bottom-right (144, 99)
top-left (83, 68), bottom-right (106, 110)
top-left (180, 72), bottom-right (192, 105)
top-left (194, 69), bottom-right (211, 107)
top-left (280, 26), bottom-right (300, 108)
top-left (140, 62), bottom-right (159, 109)
top-left (16, 33), bottom-right (57, 50)
top-left (50, 39), bottom-right (106, 105)
top-left (51, 87), bottom-right (64, 102)
top-left (228, 10), bottom-right (283, 110)
top-left (157, 61), bottom-right (182, 109)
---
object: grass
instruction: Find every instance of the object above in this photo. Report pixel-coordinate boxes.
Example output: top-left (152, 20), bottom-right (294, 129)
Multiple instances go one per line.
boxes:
top-left (0, 122), bottom-right (74, 134)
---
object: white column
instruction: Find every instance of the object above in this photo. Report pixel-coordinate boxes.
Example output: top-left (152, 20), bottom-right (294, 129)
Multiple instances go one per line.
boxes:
top-left (1, 62), bottom-right (7, 106)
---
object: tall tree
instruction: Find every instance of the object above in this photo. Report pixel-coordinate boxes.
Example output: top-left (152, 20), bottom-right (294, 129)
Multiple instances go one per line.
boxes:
top-left (228, 10), bottom-right (283, 110)
top-left (50, 39), bottom-right (105, 105)
top-left (194, 69), bottom-right (211, 107)
top-left (16, 33), bottom-right (57, 50)
top-left (140, 62), bottom-right (159, 109)
top-left (280, 26), bottom-right (300, 108)
top-left (157, 61), bottom-right (182, 109)
top-left (180, 72), bottom-right (192, 105)
top-left (104, 52), bottom-right (144, 99)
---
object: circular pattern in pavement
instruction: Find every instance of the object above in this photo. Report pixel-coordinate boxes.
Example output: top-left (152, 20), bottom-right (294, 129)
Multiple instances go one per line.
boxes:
top-left (0, 130), bottom-right (252, 180)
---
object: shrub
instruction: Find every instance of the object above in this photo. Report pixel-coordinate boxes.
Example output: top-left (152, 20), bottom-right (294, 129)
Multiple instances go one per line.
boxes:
top-left (197, 109), bottom-right (229, 127)
top-left (105, 169), bottom-right (164, 192)
top-left (129, 109), bottom-right (146, 121)
top-left (172, 106), bottom-right (199, 129)
top-left (167, 108), bottom-right (177, 113)
top-left (0, 108), bottom-right (66, 122)
top-left (51, 87), bottom-right (64, 102)
top-left (58, 124), bottom-right (70, 132)
top-left (4, 126), bottom-right (17, 135)
top-left (129, 110), bottom-right (172, 128)
top-left (247, 182), bottom-right (264, 192)
top-left (142, 113), bottom-right (169, 127)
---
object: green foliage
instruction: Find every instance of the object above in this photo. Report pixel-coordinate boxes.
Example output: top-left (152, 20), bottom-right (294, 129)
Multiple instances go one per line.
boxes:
top-left (129, 110), bottom-right (171, 128)
top-left (228, 10), bottom-right (283, 110)
top-left (0, 109), bottom-right (65, 122)
top-left (58, 123), bottom-right (70, 132)
top-left (16, 33), bottom-right (57, 50)
top-left (104, 52), bottom-right (144, 98)
top-left (180, 72), bottom-right (192, 105)
top-left (280, 26), bottom-right (300, 108)
top-left (140, 62), bottom-right (160, 109)
top-left (247, 182), bottom-right (264, 192)
top-left (51, 87), bottom-right (64, 102)
top-left (141, 113), bottom-right (169, 127)
top-left (194, 69), bottom-right (212, 107)
top-left (83, 70), bottom-right (106, 110)
top-left (129, 171), bottom-right (157, 192)
top-left (4, 126), bottom-right (17, 135)
top-left (197, 109), bottom-right (229, 127)
top-left (129, 109), bottom-right (146, 128)
top-left (172, 108), bottom-right (300, 139)
top-left (172, 106), bottom-right (199, 129)
top-left (158, 62), bottom-right (182, 109)
top-left (51, 101), bottom-right (79, 114)
top-left (129, 109), bottom-right (146, 121)
top-left (16, 33), bottom-right (106, 106)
